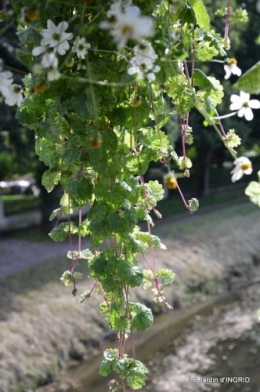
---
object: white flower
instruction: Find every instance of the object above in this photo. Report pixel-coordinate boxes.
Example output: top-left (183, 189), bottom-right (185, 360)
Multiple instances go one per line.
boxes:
top-left (230, 91), bottom-right (260, 121)
top-left (133, 42), bottom-right (158, 65)
top-left (128, 59), bottom-right (160, 82)
top-left (0, 70), bottom-right (13, 97)
top-left (72, 37), bottom-right (91, 59)
top-left (107, 0), bottom-right (132, 18)
top-left (231, 156), bottom-right (253, 182)
top-left (47, 68), bottom-right (61, 81)
top-left (224, 58), bottom-right (242, 80)
top-left (32, 64), bottom-right (44, 75)
top-left (40, 20), bottom-right (73, 55)
top-left (5, 84), bottom-right (23, 106)
top-left (32, 46), bottom-right (58, 68)
top-left (128, 42), bottom-right (160, 81)
top-left (101, 3), bottom-right (154, 49)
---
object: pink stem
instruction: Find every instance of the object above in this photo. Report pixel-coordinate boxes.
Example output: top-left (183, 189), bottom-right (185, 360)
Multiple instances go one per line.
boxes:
top-left (177, 183), bottom-right (191, 211)
top-left (224, 0), bottom-right (232, 40)
top-left (180, 116), bottom-right (187, 159)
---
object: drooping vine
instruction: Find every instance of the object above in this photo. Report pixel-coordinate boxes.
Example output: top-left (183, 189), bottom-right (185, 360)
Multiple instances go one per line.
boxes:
top-left (1, 0), bottom-right (259, 390)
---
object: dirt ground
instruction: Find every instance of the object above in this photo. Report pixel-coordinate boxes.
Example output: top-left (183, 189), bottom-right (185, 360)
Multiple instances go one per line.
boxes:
top-left (1, 201), bottom-right (260, 391)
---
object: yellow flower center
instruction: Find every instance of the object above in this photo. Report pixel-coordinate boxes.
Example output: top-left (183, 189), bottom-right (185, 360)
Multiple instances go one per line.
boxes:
top-left (121, 25), bottom-right (134, 36)
top-left (166, 178), bottom-right (177, 189)
top-left (241, 163), bottom-right (252, 171)
top-left (132, 97), bottom-right (142, 107)
top-left (26, 9), bottom-right (37, 21)
top-left (230, 58), bottom-right (237, 65)
top-left (35, 84), bottom-right (45, 93)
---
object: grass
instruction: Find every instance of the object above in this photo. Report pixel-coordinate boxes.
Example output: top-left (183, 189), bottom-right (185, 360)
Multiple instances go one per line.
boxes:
top-left (4, 186), bottom-right (249, 242)
top-left (0, 254), bottom-right (89, 320)
top-left (153, 185), bottom-right (247, 220)
top-left (5, 226), bottom-right (52, 242)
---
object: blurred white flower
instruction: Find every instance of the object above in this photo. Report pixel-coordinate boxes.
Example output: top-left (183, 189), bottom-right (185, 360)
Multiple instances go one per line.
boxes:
top-left (133, 42), bottom-right (158, 65)
top-left (0, 70), bottom-right (13, 97)
top-left (128, 42), bottom-right (160, 81)
top-left (32, 46), bottom-right (58, 68)
top-left (128, 59), bottom-right (160, 81)
top-left (32, 64), bottom-right (44, 75)
top-left (224, 58), bottom-right (242, 80)
top-left (230, 91), bottom-right (260, 121)
top-left (231, 156), bottom-right (253, 182)
top-left (100, 2), bottom-right (154, 49)
top-left (47, 68), bottom-right (61, 81)
top-left (40, 20), bottom-right (73, 55)
top-left (107, 0), bottom-right (132, 18)
top-left (5, 84), bottom-right (23, 106)
top-left (72, 37), bottom-right (91, 59)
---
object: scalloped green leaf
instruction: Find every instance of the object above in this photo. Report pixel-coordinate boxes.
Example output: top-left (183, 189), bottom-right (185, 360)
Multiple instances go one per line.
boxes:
top-left (131, 303), bottom-right (153, 331)
top-left (66, 176), bottom-right (93, 209)
top-left (245, 180), bottom-right (260, 207)
top-left (189, 0), bottom-right (210, 29)
top-left (116, 260), bottom-right (143, 288)
top-left (42, 169), bottom-right (61, 192)
top-left (234, 61), bottom-right (260, 95)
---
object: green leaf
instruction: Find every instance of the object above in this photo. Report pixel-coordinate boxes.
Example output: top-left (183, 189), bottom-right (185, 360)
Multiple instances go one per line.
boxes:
top-left (245, 180), bottom-right (260, 207)
top-left (78, 221), bottom-right (90, 237)
top-left (116, 260), bottom-right (143, 287)
top-left (60, 270), bottom-right (82, 286)
top-left (15, 48), bottom-right (33, 69)
top-left (99, 359), bottom-right (113, 377)
top-left (113, 358), bottom-right (128, 378)
top-left (157, 269), bottom-right (175, 287)
top-left (131, 303), bottom-right (153, 331)
top-left (145, 180), bottom-right (164, 208)
top-left (79, 290), bottom-right (91, 303)
top-left (90, 255), bottom-right (118, 280)
top-left (60, 270), bottom-right (74, 286)
top-left (49, 222), bottom-right (77, 242)
top-left (189, 0), bottom-right (210, 29)
top-left (16, 95), bottom-right (45, 130)
top-left (206, 77), bottom-right (224, 106)
top-left (188, 198), bottom-right (199, 213)
top-left (234, 61), bottom-right (260, 95)
top-left (17, 26), bottom-right (41, 45)
top-left (177, 4), bottom-right (196, 24)
top-left (42, 169), bottom-right (61, 192)
top-left (104, 348), bottom-right (119, 360)
top-left (49, 223), bottom-right (69, 242)
top-left (63, 146), bottom-right (82, 165)
top-left (126, 361), bottom-right (149, 390)
top-left (143, 269), bottom-right (154, 290)
top-left (192, 69), bottom-right (217, 92)
top-left (66, 176), bottom-right (93, 209)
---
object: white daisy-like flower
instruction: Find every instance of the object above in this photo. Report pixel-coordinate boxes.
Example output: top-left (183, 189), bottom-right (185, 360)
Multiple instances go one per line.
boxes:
top-left (133, 42), bottom-right (158, 65)
top-left (47, 68), bottom-right (61, 81)
top-left (40, 20), bottom-right (73, 55)
top-left (32, 64), bottom-right (44, 75)
top-left (128, 59), bottom-right (160, 82)
top-left (231, 156), bottom-right (253, 182)
top-left (32, 46), bottom-right (59, 69)
top-left (107, 0), bottom-right (132, 18)
top-left (230, 91), bottom-right (260, 121)
top-left (5, 84), bottom-right (23, 106)
top-left (72, 37), bottom-right (91, 59)
top-left (0, 70), bottom-right (13, 97)
top-left (224, 58), bottom-right (242, 80)
top-left (101, 3), bottom-right (154, 49)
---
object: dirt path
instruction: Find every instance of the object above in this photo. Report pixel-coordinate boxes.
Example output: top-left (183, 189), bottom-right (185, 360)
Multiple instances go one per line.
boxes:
top-left (1, 201), bottom-right (260, 392)
top-left (0, 237), bottom-right (91, 278)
